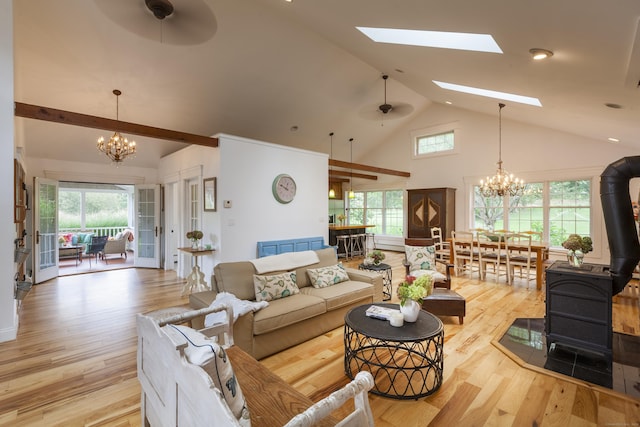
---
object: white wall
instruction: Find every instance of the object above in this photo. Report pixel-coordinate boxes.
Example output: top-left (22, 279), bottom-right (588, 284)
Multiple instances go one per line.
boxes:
top-left (219, 134), bottom-right (328, 261)
top-left (0, 0), bottom-right (17, 342)
top-left (159, 144), bottom-right (220, 278)
top-left (158, 134), bottom-right (328, 278)
top-left (358, 103), bottom-right (639, 264)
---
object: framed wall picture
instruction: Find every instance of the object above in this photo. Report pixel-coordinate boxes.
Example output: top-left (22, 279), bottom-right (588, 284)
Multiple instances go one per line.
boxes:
top-left (203, 177), bottom-right (217, 212)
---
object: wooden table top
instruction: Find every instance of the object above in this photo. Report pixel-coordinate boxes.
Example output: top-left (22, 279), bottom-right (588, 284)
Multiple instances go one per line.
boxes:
top-left (177, 247), bottom-right (215, 255)
top-left (227, 346), bottom-right (338, 427)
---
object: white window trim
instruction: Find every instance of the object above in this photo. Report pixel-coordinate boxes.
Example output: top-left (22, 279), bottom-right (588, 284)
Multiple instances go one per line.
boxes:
top-left (410, 122), bottom-right (460, 159)
top-left (463, 166), bottom-right (604, 260)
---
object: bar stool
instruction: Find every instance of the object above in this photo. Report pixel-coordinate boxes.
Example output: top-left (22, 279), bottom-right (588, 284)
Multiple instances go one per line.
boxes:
top-left (350, 233), bottom-right (365, 258)
top-left (336, 235), bottom-right (350, 260)
top-left (365, 233), bottom-right (375, 252)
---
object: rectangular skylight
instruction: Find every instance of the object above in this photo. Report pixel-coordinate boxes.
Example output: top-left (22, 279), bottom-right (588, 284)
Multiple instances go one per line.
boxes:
top-left (433, 81), bottom-right (542, 107)
top-left (356, 27), bottom-right (503, 54)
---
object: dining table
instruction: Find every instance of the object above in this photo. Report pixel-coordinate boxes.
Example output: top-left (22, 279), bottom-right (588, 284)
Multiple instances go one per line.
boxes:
top-left (447, 236), bottom-right (549, 290)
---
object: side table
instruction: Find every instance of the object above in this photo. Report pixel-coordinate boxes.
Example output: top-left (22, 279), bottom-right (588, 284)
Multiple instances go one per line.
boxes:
top-left (359, 262), bottom-right (392, 301)
top-left (344, 303), bottom-right (444, 399)
top-left (178, 247), bottom-right (214, 296)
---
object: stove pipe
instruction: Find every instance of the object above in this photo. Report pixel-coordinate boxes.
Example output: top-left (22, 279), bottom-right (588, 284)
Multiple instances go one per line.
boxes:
top-left (600, 156), bottom-right (640, 295)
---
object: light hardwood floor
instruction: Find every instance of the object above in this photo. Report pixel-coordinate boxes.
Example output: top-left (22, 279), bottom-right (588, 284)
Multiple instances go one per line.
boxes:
top-left (1, 253), bottom-right (638, 426)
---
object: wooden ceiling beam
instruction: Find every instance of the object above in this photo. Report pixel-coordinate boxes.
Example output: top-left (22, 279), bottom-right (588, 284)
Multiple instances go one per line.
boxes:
top-left (329, 159), bottom-right (410, 177)
top-left (329, 177), bottom-right (350, 183)
top-left (329, 170), bottom-right (378, 180)
top-left (15, 102), bottom-right (219, 147)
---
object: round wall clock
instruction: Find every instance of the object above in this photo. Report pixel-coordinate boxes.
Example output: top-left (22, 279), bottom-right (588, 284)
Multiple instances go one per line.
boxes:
top-left (272, 174), bottom-right (297, 204)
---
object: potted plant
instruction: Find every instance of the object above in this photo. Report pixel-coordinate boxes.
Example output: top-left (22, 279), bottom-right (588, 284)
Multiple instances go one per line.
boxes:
top-left (368, 249), bottom-right (385, 265)
top-left (186, 230), bottom-right (204, 249)
top-left (337, 213), bottom-right (346, 225)
top-left (396, 274), bottom-right (433, 322)
top-left (561, 234), bottom-right (592, 267)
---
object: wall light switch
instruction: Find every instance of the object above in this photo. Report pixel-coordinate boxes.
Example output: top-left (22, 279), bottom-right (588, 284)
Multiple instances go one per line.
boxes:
top-left (224, 200), bottom-right (232, 208)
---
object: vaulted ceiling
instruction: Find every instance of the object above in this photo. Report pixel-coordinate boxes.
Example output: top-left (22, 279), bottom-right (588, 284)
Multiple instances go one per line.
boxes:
top-left (13, 0), bottom-right (640, 169)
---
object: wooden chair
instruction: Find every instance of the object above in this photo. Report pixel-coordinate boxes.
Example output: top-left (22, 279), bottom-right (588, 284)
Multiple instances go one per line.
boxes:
top-left (430, 226), bottom-right (450, 262)
top-left (505, 233), bottom-right (536, 285)
top-left (477, 231), bottom-right (508, 282)
top-left (451, 230), bottom-right (481, 278)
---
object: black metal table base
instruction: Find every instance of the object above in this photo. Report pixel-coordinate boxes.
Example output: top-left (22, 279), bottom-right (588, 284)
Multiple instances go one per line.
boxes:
top-left (344, 304), bottom-right (444, 399)
top-left (359, 263), bottom-right (393, 301)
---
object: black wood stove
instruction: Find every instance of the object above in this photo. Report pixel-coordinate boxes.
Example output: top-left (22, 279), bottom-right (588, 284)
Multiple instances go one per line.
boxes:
top-left (545, 261), bottom-right (613, 361)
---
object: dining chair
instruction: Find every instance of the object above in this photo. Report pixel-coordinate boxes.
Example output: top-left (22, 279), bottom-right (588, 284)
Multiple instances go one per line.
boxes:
top-left (477, 231), bottom-right (508, 282)
top-left (451, 230), bottom-right (481, 278)
top-left (430, 226), bottom-right (450, 262)
top-left (521, 230), bottom-right (543, 243)
top-left (505, 233), bottom-right (536, 285)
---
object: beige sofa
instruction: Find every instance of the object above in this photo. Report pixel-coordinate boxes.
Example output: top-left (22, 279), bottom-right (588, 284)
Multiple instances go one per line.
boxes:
top-left (189, 247), bottom-right (383, 360)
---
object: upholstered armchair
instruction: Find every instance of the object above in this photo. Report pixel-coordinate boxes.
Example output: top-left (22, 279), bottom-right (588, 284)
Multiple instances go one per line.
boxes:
top-left (403, 242), bottom-right (465, 324)
top-left (102, 230), bottom-right (133, 262)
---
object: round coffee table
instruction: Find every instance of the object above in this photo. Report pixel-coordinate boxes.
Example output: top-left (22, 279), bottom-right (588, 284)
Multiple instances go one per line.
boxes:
top-left (344, 303), bottom-right (444, 399)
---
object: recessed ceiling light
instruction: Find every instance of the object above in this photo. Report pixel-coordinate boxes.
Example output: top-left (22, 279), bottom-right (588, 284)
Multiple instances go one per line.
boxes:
top-left (356, 27), bottom-right (503, 54)
top-left (605, 103), bottom-right (623, 109)
top-left (432, 81), bottom-right (542, 107)
top-left (608, 137), bottom-right (620, 143)
top-left (290, 125), bottom-right (299, 132)
top-left (529, 48), bottom-right (554, 60)
top-left (445, 101), bottom-right (453, 105)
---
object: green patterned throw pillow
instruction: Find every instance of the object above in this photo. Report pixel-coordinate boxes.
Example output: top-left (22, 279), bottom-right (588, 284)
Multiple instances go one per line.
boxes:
top-left (253, 271), bottom-right (299, 302)
top-left (306, 263), bottom-right (350, 288)
top-left (405, 245), bottom-right (436, 271)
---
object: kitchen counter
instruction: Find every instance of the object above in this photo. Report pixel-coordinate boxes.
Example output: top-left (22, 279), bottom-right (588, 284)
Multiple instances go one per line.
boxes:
top-left (329, 224), bottom-right (376, 231)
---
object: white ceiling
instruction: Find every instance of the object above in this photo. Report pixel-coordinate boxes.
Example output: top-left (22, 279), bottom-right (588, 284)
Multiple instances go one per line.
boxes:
top-left (13, 0), bottom-right (640, 169)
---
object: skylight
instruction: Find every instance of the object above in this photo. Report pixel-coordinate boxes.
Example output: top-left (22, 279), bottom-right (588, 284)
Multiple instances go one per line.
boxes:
top-left (432, 81), bottom-right (542, 107)
top-left (356, 27), bottom-right (503, 54)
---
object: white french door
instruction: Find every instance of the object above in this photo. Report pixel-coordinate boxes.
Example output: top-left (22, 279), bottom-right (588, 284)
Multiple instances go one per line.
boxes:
top-left (134, 184), bottom-right (161, 268)
top-left (34, 177), bottom-right (59, 284)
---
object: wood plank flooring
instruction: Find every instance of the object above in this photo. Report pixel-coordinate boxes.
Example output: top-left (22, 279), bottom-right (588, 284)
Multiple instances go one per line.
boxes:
top-left (1, 253), bottom-right (638, 426)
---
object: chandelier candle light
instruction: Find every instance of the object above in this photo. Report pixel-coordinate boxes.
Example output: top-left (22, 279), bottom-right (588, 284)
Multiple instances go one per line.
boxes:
top-left (97, 89), bottom-right (137, 164)
top-left (479, 103), bottom-right (525, 197)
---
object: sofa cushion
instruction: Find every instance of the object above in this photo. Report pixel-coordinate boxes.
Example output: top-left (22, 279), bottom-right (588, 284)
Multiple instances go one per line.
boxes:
top-left (253, 272), bottom-right (299, 302)
top-left (253, 294), bottom-right (326, 335)
top-left (169, 325), bottom-right (251, 426)
top-left (405, 245), bottom-right (436, 271)
top-left (294, 247), bottom-right (339, 289)
top-left (300, 280), bottom-right (373, 311)
top-left (214, 261), bottom-right (259, 300)
top-left (306, 263), bottom-right (349, 288)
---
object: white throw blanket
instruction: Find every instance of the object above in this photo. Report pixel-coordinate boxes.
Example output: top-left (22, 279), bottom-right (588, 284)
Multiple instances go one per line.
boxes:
top-left (204, 292), bottom-right (269, 327)
top-left (249, 250), bottom-right (320, 274)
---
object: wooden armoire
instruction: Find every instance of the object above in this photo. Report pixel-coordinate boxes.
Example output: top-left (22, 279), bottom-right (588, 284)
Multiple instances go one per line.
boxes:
top-left (407, 188), bottom-right (455, 240)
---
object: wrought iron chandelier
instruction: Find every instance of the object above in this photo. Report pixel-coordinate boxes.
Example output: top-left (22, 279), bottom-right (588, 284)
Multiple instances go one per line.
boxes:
top-left (479, 103), bottom-right (525, 197)
top-left (97, 90), bottom-right (137, 164)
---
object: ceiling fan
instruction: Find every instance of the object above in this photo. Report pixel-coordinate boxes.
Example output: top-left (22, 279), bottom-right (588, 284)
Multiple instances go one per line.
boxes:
top-left (93, 0), bottom-right (217, 45)
top-left (359, 74), bottom-right (414, 121)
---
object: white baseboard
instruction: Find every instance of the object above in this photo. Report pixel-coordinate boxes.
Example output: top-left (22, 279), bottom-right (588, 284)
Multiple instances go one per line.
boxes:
top-left (0, 310), bottom-right (18, 343)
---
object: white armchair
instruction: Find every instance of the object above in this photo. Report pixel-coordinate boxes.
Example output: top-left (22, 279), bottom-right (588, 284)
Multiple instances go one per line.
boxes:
top-left (102, 229), bottom-right (133, 262)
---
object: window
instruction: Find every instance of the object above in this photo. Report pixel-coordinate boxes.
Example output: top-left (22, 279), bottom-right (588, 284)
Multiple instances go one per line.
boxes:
top-left (472, 179), bottom-right (591, 247)
top-left (348, 190), bottom-right (403, 236)
top-left (415, 131), bottom-right (455, 156)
